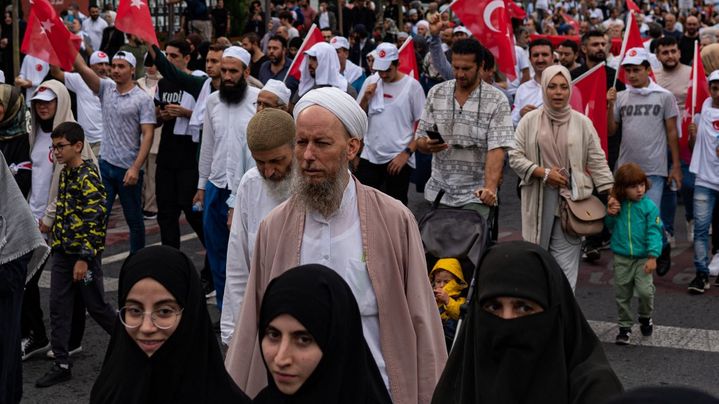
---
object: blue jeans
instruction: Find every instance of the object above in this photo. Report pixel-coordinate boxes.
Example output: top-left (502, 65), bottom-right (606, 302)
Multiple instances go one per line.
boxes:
top-left (693, 186), bottom-right (719, 275)
top-left (681, 161), bottom-right (695, 221)
top-left (647, 175), bottom-right (668, 247)
top-left (203, 182), bottom-right (230, 309)
top-left (100, 159), bottom-right (145, 253)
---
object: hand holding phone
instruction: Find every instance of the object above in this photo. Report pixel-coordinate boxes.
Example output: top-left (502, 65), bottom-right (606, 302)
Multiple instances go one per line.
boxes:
top-left (426, 130), bottom-right (445, 144)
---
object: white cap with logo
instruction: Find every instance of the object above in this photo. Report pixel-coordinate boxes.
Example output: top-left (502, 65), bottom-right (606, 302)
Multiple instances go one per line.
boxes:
top-left (621, 47), bottom-right (649, 66)
top-left (223, 46), bottom-right (252, 67)
top-left (372, 43), bottom-right (399, 72)
top-left (453, 26), bottom-right (473, 37)
top-left (31, 86), bottom-right (57, 102)
top-left (709, 70), bottom-right (719, 83)
top-left (330, 36), bottom-right (350, 50)
top-left (90, 51), bottom-right (110, 65)
top-left (113, 50), bottom-right (137, 68)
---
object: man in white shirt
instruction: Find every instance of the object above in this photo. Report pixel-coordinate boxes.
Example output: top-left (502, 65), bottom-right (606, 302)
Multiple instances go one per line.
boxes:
top-left (331, 36), bottom-right (366, 93)
top-left (15, 55), bottom-right (49, 107)
top-left (356, 43), bottom-right (425, 205)
top-left (50, 51), bottom-right (109, 155)
top-left (512, 38), bottom-right (553, 127)
top-left (220, 109), bottom-right (294, 344)
top-left (81, 4), bottom-right (108, 52)
top-left (193, 46), bottom-right (259, 309)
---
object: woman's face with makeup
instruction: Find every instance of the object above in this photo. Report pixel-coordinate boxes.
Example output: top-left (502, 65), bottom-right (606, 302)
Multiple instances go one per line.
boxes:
top-left (123, 278), bottom-right (183, 356)
top-left (481, 296), bottom-right (544, 320)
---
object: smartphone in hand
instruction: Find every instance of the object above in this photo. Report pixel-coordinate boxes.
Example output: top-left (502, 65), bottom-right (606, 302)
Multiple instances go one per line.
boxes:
top-left (426, 130), bottom-right (446, 144)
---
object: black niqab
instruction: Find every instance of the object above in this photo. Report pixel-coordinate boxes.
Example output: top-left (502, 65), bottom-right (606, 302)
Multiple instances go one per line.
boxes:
top-left (253, 264), bottom-right (392, 404)
top-left (432, 241), bottom-right (623, 404)
top-left (90, 246), bottom-right (250, 404)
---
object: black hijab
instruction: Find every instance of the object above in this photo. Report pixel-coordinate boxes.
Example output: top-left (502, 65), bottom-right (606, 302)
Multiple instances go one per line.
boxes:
top-left (606, 386), bottom-right (719, 403)
top-left (432, 241), bottom-right (623, 404)
top-left (90, 246), bottom-right (250, 404)
top-left (253, 264), bottom-right (392, 404)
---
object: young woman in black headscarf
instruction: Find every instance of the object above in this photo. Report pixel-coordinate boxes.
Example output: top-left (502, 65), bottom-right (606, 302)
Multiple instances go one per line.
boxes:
top-left (432, 240), bottom-right (623, 404)
top-left (253, 264), bottom-right (392, 404)
top-left (90, 246), bottom-right (250, 404)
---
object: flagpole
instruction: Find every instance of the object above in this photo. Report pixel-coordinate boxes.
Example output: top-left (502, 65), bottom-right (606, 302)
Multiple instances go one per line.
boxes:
top-left (691, 40), bottom-right (698, 117)
top-left (572, 61), bottom-right (605, 84)
top-left (12, 0), bottom-right (19, 77)
top-left (398, 36), bottom-right (411, 53)
top-left (612, 11), bottom-right (634, 88)
top-left (283, 23), bottom-right (319, 83)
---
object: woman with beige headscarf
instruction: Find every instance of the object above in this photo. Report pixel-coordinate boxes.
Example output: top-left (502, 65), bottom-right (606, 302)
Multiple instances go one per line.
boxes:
top-left (509, 65), bottom-right (614, 291)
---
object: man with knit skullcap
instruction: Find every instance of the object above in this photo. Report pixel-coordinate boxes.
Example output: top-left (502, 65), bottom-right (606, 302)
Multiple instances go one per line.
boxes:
top-left (220, 108), bottom-right (295, 344)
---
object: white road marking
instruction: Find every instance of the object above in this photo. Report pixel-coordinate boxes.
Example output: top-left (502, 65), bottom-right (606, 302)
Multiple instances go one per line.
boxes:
top-left (589, 320), bottom-right (719, 353)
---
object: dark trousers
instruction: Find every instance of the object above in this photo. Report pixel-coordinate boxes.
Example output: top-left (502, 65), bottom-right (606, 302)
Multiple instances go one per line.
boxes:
top-left (49, 252), bottom-right (115, 366)
top-left (355, 158), bottom-right (412, 205)
top-left (21, 263), bottom-right (86, 348)
top-left (156, 165), bottom-right (205, 248)
top-left (713, 200), bottom-right (719, 254)
top-left (0, 255), bottom-right (28, 404)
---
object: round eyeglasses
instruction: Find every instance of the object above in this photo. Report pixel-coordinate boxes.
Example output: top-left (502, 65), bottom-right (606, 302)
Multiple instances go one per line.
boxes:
top-left (118, 306), bottom-right (184, 330)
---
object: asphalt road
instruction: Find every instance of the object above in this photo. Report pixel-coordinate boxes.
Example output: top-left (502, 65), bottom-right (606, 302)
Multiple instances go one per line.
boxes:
top-left (20, 168), bottom-right (719, 402)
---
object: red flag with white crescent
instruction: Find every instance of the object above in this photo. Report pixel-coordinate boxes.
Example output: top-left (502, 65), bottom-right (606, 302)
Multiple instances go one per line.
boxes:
top-left (450, 0), bottom-right (517, 81)
top-left (21, 0), bottom-right (81, 71)
top-left (116, 0), bottom-right (159, 46)
top-left (681, 41), bottom-right (709, 158)
top-left (505, 0), bottom-right (526, 20)
top-left (398, 37), bottom-right (419, 80)
top-left (284, 24), bottom-right (325, 81)
top-left (570, 63), bottom-right (609, 157)
top-left (615, 11), bottom-right (652, 84)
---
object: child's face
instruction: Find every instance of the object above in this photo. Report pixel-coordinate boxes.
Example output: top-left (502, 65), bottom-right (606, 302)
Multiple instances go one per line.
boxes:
top-left (626, 183), bottom-right (646, 202)
top-left (432, 269), bottom-right (455, 290)
top-left (51, 137), bottom-right (82, 164)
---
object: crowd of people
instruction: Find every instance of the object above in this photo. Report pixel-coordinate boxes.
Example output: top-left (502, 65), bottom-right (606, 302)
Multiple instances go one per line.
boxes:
top-left (1, 0), bottom-right (719, 402)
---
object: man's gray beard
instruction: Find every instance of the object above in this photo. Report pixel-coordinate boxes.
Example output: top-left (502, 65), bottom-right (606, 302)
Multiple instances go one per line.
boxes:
top-left (290, 159), bottom-right (347, 218)
top-left (264, 173), bottom-right (292, 200)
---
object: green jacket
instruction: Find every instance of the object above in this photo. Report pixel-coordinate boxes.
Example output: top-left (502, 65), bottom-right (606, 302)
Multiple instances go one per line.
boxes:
top-left (51, 161), bottom-right (107, 259)
top-left (606, 196), bottom-right (663, 259)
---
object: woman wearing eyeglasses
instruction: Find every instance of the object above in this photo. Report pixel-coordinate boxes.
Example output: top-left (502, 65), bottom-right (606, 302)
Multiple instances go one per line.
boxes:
top-left (90, 245), bottom-right (251, 404)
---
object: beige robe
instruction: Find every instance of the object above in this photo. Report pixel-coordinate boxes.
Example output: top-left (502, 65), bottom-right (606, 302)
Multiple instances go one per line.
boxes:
top-left (225, 179), bottom-right (447, 404)
top-left (509, 109), bottom-right (614, 244)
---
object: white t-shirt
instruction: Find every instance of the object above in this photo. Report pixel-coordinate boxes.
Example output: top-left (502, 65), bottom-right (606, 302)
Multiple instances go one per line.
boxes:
top-left (64, 72), bottom-right (104, 144)
top-left (691, 98), bottom-right (719, 191)
top-left (358, 75), bottom-right (425, 168)
top-left (512, 78), bottom-right (543, 126)
top-left (19, 55), bottom-right (50, 107)
top-left (81, 16), bottom-right (108, 51)
top-left (508, 46), bottom-right (530, 97)
top-left (29, 129), bottom-right (54, 221)
top-left (288, 26), bottom-right (300, 39)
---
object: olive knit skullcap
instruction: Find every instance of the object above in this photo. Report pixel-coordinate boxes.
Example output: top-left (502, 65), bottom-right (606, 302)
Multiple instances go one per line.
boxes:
top-left (247, 108), bottom-right (296, 153)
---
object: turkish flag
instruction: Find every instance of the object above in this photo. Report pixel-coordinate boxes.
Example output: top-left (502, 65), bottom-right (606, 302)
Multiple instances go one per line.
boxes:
top-left (505, 0), bottom-right (526, 20)
top-left (626, 0), bottom-right (641, 13)
top-left (450, 0), bottom-right (517, 81)
top-left (615, 11), bottom-right (650, 84)
top-left (21, 0), bottom-right (81, 71)
top-left (398, 37), bottom-right (419, 80)
top-left (570, 63), bottom-right (609, 157)
top-left (116, 0), bottom-right (158, 46)
top-left (681, 40), bottom-right (709, 156)
top-left (285, 24), bottom-right (325, 81)
top-left (563, 13), bottom-right (579, 33)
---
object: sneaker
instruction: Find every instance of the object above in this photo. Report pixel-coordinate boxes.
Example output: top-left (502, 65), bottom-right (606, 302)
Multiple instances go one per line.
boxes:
top-left (35, 364), bottom-right (71, 388)
top-left (655, 245), bottom-right (671, 277)
top-left (143, 211), bottom-right (157, 220)
top-left (687, 220), bottom-right (694, 243)
top-left (46, 345), bottom-right (83, 359)
top-left (615, 327), bottom-right (631, 345)
top-left (688, 273), bottom-right (710, 294)
top-left (21, 335), bottom-right (50, 361)
top-left (639, 317), bottom-right (653, 337)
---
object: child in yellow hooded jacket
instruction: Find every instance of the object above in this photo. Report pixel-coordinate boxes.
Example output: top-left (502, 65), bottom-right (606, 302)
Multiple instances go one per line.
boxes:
top-left (430, 258), bottom-right (468, 328)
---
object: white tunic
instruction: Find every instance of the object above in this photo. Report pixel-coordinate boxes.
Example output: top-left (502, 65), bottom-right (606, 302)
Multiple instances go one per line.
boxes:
top-left (198, 87), bottom-right (259, 201)
top-left (221, 168), bottom-right (290, 344)
top-left (300, 176), bottom-right (389, 390)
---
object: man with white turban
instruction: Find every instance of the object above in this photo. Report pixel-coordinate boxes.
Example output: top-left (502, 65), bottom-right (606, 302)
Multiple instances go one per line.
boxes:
top-left (291, 41), bottom-right (357, 103)
top-left (255, 79), bottom-right (291, 112)
top-left (225, 87), bottom-right (447, 404)
top-left (331, 36), bottom-right (366, 93)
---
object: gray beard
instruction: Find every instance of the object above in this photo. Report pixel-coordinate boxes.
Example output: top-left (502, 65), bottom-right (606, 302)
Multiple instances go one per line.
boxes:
top-left (265, 174), bottom-right (292, 200)
top-left (290, 159), bottom-right (347, 218)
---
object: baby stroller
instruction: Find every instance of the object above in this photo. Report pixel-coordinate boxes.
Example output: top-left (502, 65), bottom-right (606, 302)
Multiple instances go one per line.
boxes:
top-left (418, 190), bottom-right (495, 352)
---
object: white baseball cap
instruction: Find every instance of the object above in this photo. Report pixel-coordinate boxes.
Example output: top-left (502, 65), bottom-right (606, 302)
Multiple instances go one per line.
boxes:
top-left (372, 43), bottom-right (399, 72)
top-left (223, 46), bottom-right (251, 67)
top-left (31, 86), bottom-right (57, 102)
top-left (261, 79), bottom-right (292, 105)
top-left (708, 70), bottom-right (719, 83)
top-left (113, 50), bottom-right (136, 68)
top-left (89, 51), bottom-right (110, 65)
top-left (330, 36), bottom-right (350, 50)
top-left (621, 47), bottom-right (649, 66)
top-left (453, 26), bottom-right (472, 37)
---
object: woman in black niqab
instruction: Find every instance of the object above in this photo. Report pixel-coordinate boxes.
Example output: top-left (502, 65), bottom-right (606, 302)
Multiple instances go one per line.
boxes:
top-left (431, 241), bottom-right (623, 404)
top-left (90, 246), bottom-right (250, 404)
top-left (253, 264), bottom-right (392, 404)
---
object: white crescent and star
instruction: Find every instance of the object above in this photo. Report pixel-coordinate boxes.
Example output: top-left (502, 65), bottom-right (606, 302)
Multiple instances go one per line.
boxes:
top-left (39, 19), bottom-right (54, 35)
top-left (131, 0), bottom-right (145, 9)
top-left (483, 0), bottom-right (505, 33)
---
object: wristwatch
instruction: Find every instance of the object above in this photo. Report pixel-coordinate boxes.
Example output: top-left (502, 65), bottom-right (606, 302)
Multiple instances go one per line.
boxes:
top-left (403, 147), bottom-right (414, 156)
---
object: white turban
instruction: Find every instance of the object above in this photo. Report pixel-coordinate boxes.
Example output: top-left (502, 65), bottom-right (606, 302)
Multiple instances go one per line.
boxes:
top-left (298, 42), bottom-right (348, 97)
top-left (261, 79), bottom-right (291, 105)
top-left (293, 87), bottom-right (367, 140)
top-left (417, 20), bottom-right (430, 30)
